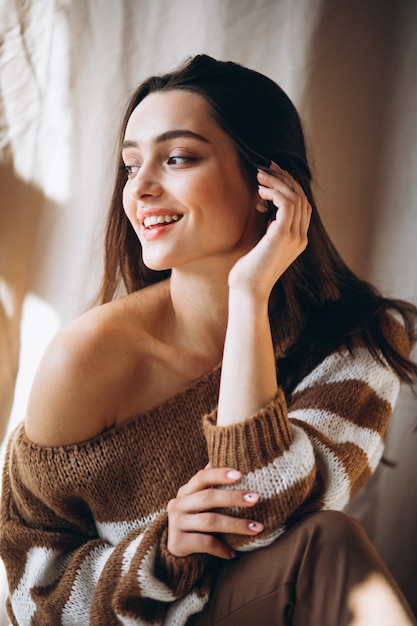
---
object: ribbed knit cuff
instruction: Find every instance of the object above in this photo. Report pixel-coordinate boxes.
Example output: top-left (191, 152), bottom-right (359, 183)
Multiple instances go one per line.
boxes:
top-left (203, 389), bottom-right (292, 474)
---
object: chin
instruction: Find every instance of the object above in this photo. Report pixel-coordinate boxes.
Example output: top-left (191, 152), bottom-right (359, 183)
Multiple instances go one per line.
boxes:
top-left (142, 257), bottom-right (172, 273)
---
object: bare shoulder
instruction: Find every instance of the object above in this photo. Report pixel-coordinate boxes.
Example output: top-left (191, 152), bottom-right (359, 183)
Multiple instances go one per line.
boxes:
top-left (25, 290), bottom-right (155, 447)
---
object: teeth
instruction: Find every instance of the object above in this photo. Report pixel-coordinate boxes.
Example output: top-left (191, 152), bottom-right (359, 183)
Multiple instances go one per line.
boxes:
top-left (143, 214), bottom-right (181, 228)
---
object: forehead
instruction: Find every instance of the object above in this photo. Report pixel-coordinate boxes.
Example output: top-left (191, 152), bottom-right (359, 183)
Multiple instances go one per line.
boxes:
top-left (124, 90), bottom-right (220, 140)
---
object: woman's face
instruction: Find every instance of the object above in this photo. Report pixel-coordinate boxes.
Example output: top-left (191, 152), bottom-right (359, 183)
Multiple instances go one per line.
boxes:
top-left (122, 89), bottom-right (266, 273)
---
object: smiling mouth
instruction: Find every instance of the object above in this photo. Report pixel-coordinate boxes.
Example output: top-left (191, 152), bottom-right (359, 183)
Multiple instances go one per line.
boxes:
top-left (143, 214), bottom-right (183, 229)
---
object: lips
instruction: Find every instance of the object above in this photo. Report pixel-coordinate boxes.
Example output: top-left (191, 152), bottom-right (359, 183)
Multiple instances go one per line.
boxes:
top-left (137, 209), bottom-right (183, 241)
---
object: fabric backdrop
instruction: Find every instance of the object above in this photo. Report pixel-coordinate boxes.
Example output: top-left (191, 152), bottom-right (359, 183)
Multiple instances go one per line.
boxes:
top-left (1, 0), bottom-right (416, 619)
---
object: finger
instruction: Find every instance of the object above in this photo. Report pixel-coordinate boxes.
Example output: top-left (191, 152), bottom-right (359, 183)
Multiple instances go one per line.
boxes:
top-left (257, 170), bottom-right (294, 199)
top-left (293, 196), bottom-right (312, 240)
top-left (178, 468), bottom-right (241, 497)
top-left (168, 531), bottom-right (236, 559)
top-left (257, 181), bottom-right (294, 214)
top-left (258, 184), bottom-right (295, 233)
top-left (179, 511), bottom-right (264, 536)
top-left (260, 165), bottom-right (311, 239)
top-left (172, 488), bottom-right (260, 515)
top-left (287, 190), bottom-right (310, 239)
top-left (257, 173), bottom-right (299, 229)
top-left (258, 166), bottom-right (298, 198)
top-left (269, 161), bottom-right (299, 194)
top-left (300, 203), bottom-right (312, 236)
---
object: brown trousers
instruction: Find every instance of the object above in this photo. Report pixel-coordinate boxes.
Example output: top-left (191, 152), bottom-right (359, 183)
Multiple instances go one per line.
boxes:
top-left (187, 511), bottom-right (416, 626)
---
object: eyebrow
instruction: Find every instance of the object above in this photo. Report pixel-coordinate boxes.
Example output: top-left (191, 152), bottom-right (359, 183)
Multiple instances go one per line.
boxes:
top-left (122, 129), bottom-right (210, 150)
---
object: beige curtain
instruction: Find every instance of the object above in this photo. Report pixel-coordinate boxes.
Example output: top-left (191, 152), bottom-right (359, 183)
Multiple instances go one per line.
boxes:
top-left (1, 0), bottom-right (416, 616)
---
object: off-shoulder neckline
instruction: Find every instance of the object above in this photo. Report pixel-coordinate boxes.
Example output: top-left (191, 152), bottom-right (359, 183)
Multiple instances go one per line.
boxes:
top-left (18, 361), bottom-right (222, 452)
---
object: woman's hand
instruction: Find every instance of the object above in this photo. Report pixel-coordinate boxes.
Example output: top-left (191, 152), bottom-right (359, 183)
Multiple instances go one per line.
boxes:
top-left (228, 161), bottom-right (312, 297)
top-left (217, 162), bottom-right (311, 425)
top-left (167, 466), bottom-right (263, 559)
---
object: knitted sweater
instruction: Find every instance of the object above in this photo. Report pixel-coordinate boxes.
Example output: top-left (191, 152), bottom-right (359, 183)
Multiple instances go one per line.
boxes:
top-left (0, 316), bottom-right (409, 626)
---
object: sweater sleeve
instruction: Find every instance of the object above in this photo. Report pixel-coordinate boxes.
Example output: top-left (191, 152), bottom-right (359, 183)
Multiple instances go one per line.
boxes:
top-left (203, 321), bottom-right (408, 551)
top-left (0, 427), bottom-right (215, 626)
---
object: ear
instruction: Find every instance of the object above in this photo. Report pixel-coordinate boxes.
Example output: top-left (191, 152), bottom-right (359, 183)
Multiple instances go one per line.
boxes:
top-left (256, 197), bottom-right (269, 213)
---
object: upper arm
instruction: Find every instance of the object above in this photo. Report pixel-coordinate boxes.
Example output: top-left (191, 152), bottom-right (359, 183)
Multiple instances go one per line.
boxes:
top-left (25, 314), bottom-right (118, 447)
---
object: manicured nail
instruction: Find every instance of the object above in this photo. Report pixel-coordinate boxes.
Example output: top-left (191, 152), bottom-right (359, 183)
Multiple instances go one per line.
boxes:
top-left (226, 470), bottom-right (241, 480)
top-left (248, 521), bottom-right (263, 532)
top-left (243, 493), bottom-right (258, 502)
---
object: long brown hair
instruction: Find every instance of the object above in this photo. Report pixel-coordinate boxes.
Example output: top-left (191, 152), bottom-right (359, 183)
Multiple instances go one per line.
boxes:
top-left (98, 54), bottom-right (417, 387)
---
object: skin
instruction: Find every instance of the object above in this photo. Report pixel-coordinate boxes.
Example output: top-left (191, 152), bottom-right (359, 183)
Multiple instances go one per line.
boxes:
top-left (122, 91), bottom-right (267, 274)
top-left (25, 90), bottom-right (311, 561)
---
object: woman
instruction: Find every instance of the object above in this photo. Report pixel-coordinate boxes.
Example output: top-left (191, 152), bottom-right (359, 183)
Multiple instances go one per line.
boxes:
top-left (1, 55), bottom-right (416, 625)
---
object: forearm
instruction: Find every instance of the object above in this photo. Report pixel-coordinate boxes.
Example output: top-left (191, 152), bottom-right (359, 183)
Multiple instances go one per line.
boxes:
top-left (217, 288), bottom-right (278, 426)
top-left (216, 162), bottom-right (311, 426)
top-left (206, 336), bottom-right (401, 551)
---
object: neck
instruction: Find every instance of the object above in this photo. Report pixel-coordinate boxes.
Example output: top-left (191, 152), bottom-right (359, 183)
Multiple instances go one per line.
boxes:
top-left (167, 265), bottom-right (230, 364)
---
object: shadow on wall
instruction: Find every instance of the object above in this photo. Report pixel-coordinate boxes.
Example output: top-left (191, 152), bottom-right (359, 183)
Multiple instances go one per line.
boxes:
top-left (302, 1), bottom-right (417, 617)
top-left (0, 159), bottom-right (48, 444)
top-left (302, 0), bottom-right (401, 279)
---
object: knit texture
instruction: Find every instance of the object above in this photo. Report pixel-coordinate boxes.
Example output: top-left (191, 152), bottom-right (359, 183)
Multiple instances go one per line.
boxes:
top-left (0, 316), bottom-right (408, 625)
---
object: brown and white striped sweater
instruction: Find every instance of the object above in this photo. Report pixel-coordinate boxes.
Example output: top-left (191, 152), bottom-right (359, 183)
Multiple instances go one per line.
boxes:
top-left (0, 317), bottom-right (409, 625)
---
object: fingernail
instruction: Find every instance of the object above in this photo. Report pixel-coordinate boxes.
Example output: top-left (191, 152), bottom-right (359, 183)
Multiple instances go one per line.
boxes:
top-left (226, 470), bottom-right (241, 480)
top-left (243, 493), bottom-right (258, 502)
top-left (248, 522), bottom-right (263, 532)
top-left (229, 551), bottom-right (236, 559)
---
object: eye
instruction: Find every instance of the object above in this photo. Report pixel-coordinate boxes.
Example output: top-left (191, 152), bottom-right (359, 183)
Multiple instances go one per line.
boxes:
top-left (167, 155), bottom-right (195, 166)
top-left (124, 164), bottom-right (140, 178)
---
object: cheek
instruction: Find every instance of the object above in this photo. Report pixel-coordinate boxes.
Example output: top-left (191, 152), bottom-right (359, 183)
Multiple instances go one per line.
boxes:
top-left (214, 171), bottom-right (256, 220)
top-left (122, 185), bottom-right (135, 222)
top-left (195, 168), bottom-right (238, 209)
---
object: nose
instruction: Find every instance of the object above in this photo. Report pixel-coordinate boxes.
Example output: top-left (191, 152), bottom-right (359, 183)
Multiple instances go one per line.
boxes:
top-left (128, 162), bottom-right (163, 200)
